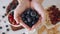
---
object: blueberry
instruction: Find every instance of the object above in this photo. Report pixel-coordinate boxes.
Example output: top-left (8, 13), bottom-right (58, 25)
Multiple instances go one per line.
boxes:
top-left (2, 32), bottom-right (5, 34)
top-left (23, 33), bottom-right (25, 34)
top-left (6, 25), bottom-right (8, 27)
top-left (3, 6), bottom-right (6, 9)
top-left (31, 11), bottom-right (36, 17)
top-left (2, 15), bottom-right (5, 18)
top-left (4, 21), bottom-right (6, 23)
top-left (6, 28), bottom-right (10, 31)
top-left (0, 27), bottom-right (2, 29)
top-left (27, 18), bottom-right (32, 22)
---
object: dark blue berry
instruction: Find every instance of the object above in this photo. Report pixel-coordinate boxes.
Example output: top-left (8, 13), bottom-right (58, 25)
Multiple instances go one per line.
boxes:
top-left (0, 27), bottom-right (2, 29)
top-left (2, 32), bottom-right (5, 34)
top-left (3, 6), bottom-right (5, 9)
top-left (6, 25), bottom-right (8, 27)
top-left (6, 28), bottom-right (10, 31)
top-left (2, 15), bottom-right (5, 18)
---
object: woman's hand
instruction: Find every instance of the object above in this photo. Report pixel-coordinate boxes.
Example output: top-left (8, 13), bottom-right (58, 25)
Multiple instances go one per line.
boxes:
top-left (14, 0), bottom-right (31, 30)
top-left (30, 0), bottom-right (46, 30)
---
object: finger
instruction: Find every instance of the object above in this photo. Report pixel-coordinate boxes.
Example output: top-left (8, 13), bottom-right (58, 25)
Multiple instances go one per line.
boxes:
top-left (14, 2), bottom-right (27, 24)
top-left (20, 22), bottom-right (31, 31)
top-left (31, 18), bottom-right (42, 30)
top-left (14, 10), bottom-right (20, 24)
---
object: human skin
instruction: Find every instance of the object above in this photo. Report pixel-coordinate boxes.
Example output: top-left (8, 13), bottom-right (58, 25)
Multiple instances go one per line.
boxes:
top-left (14, 0), bottom-right (46, 31)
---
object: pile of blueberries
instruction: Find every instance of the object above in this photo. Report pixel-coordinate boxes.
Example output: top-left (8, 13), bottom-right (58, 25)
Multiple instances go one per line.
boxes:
top-left (20, 8), bottom-right (40, 27)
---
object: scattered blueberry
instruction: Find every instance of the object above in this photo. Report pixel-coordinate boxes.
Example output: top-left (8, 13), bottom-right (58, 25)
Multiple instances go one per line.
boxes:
top-left (23, 33), bottom-right (25, 34)
top-left (6, 28), bottom-right (10, 31)
top-left (0, 26), bottom-right (2, 29)
top-left (4, 21), bottom-right (6, 23)
top-left (6, 25), bottom-right (8, 27)
top-left (2, 32), bottom-right (5, 34)
top-left (3, 6), bottom-right (6, 9)
top-left (2, 15), bottom-right (5, 18)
